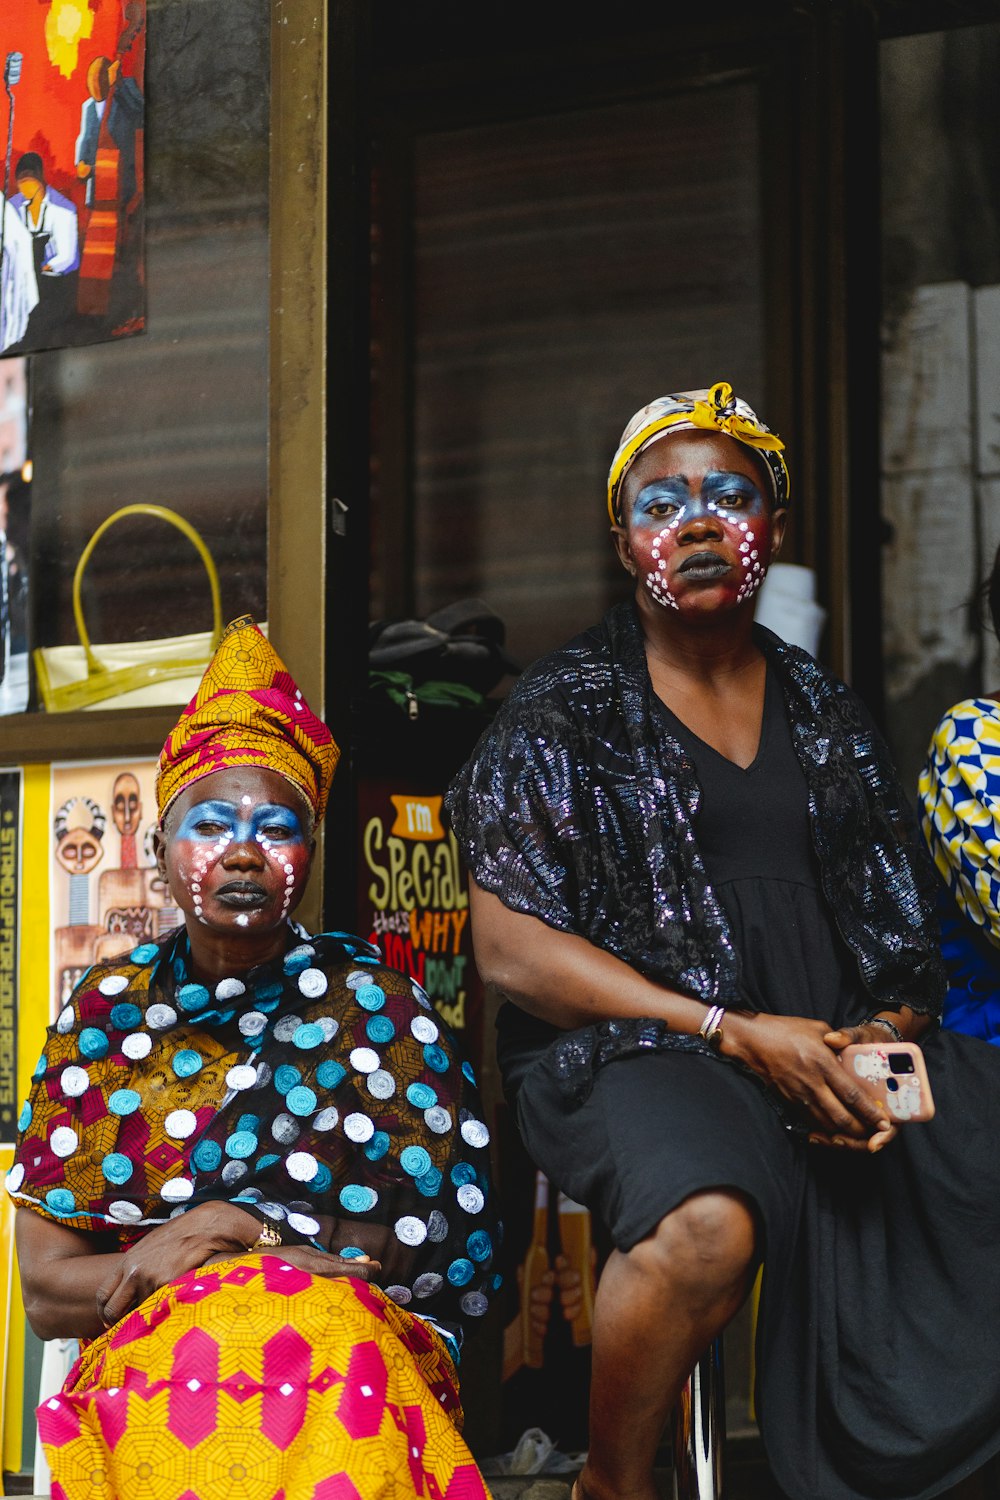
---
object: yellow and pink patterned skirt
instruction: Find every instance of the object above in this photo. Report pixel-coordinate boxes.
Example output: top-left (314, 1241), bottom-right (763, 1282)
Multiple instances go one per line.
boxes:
top-left (38, 1254), bottom-right (490, 1500)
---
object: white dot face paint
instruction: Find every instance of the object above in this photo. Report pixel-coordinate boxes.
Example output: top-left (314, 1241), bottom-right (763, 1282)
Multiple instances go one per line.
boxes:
top-left (624, 445), bottom-right (779, 617)
top-left (736, 555), bottom-right (769, 604)
top-left (644, 521), bottom-right (681, 610)
top-left (164, 789), bottom-right (313, 934)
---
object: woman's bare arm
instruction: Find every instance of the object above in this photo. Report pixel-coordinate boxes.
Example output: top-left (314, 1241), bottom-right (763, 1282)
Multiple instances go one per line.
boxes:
top-left (18, 1211), bottom-right (128, 1340)
top-left (16, 1201), bottom-right (262, 1340)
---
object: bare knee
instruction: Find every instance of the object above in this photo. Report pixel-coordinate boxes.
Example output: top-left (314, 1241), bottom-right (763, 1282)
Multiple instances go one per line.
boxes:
top-left (629, 1191), bottom-right (756, 1306)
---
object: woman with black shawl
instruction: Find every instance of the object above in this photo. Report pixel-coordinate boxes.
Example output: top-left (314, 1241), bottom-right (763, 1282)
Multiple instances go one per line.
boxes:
top-left (447, 383), bottom-right (1000, 1500)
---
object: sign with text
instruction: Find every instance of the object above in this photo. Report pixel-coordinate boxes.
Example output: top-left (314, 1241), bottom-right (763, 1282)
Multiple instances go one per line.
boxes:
top-left (0, 769), bottom-right (22, 1140)
top-left (358, 782), bottom-right (479, 1058)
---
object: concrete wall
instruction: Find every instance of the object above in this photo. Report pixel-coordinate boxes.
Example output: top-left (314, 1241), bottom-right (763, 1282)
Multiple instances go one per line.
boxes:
top-left (880, 25), bottom-right (1000, 798)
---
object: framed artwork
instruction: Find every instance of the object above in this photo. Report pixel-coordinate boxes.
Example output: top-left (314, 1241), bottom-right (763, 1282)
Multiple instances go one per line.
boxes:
top-left (49, 757), bottom-right (173, 1018)
top-left (0, 1), bottom-right (145, 356)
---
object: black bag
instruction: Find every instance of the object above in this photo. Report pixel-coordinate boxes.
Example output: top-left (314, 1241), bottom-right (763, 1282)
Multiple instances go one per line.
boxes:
top-left (368, 599), bottom-right (520, 696)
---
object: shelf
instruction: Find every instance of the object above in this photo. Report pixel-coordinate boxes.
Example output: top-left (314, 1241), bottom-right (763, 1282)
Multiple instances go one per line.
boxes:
top-left (0, 705), bottom-right (179, 764)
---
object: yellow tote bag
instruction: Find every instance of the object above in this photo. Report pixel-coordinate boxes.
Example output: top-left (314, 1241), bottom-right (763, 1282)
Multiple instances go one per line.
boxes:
top-left (34, 505), bottom-right (224, 713)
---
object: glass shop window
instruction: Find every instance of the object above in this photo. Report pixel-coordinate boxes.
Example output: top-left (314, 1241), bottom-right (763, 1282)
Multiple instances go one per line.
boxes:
top-left (371, 84), bottom-right (767, 674)
top-left (1, 0), bottom-right (270, 716)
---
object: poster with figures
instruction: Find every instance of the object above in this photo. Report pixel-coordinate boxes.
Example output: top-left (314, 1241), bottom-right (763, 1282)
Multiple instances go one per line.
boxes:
top-left (0, 768), bottom-right (21, 1141)
top-left (49, 758), bottom-right (179, 1018)
top-left (1, 0), bottom-right (145, 357)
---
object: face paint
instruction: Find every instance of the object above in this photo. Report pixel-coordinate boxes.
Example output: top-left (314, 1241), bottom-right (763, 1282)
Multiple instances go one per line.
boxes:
top-left (167, 797), bottom-right (310, 931)
top-left (733, 517), bottom-right (766, 604)
top-left (626, 467), bottom-right (775, 613)
top-left (648, 520), bottom-right (680, 609)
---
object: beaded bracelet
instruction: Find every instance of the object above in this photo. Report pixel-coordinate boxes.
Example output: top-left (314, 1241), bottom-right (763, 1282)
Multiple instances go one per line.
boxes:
top-left (864, 1014), bottom-right (904, 1044)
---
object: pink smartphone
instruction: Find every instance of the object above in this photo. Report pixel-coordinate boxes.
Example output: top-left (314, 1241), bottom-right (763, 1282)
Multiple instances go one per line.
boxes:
top-left (841, 1041), bottom-right (936, 1123)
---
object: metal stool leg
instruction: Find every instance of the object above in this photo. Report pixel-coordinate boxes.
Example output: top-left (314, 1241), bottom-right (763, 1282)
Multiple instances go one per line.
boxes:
top-left (671, 1338), bottom-right (725, 1500)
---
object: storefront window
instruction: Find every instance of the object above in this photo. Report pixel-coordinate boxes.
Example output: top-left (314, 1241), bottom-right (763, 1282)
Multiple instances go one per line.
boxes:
top-left (24, 0), bottom-right (270, 682)
top-left (388, 84), bottom-right (766, 671)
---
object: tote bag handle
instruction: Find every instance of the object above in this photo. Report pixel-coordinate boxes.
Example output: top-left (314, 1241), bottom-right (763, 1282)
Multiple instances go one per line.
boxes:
top-left (35, 505), bottom-right (223, 713)
top-left (73, 504), bottom-right (222, 674)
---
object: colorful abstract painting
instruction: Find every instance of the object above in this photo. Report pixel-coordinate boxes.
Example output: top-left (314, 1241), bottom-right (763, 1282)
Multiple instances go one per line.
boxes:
top-left (0, 1), bottom-right (145, 356)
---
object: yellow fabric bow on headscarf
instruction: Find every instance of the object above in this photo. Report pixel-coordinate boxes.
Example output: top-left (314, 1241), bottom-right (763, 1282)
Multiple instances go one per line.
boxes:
top-left (607, 380), bottom-right (790, 524)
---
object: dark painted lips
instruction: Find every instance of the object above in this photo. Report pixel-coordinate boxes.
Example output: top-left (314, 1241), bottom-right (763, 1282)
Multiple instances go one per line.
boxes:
top-left (678, 551), bottom-right (731, 579)
top-left (214, 881), bottom-right (269, 909)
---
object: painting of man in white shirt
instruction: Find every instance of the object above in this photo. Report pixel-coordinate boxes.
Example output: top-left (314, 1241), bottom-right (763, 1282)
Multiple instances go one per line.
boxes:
top-left (0, 198), bottom-right (38, 354)
top-left (9, 152), bottom-right (80, 349)
top-left (11, 154), bottom-right (80, 275)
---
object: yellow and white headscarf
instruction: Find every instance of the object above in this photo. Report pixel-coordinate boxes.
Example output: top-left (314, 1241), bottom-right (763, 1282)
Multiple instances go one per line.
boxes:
top-left (607, 380), bottom-right (790, 524)
top-left (919, 698), bottom-right (1000, 948)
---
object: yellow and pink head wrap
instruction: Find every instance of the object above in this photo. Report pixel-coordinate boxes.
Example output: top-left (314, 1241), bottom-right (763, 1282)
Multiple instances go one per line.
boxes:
top-left (607, 380), bottom-right (790, 524)
top-left (156, 617), bottom-right (339, 825)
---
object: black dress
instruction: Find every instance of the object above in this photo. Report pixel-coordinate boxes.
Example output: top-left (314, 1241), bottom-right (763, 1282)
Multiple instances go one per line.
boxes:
top-left (496, 672), bottom-right (1000, 1500)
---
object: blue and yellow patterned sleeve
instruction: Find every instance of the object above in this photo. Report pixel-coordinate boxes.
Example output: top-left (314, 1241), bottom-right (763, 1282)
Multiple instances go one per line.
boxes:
top-left (919, 698), bottom-right (1000, 948)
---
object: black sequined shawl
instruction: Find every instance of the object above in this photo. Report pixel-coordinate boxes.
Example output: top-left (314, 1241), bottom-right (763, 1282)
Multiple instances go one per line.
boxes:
top-left (446, 601), bottom-right (945, 1027)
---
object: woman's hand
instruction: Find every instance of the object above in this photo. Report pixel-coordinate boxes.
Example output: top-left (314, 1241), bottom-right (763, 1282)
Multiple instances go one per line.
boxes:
top-left (95, 1201), bottom-right (260, 1328)
top-left (824, 1022), bottom-right (900, 1050)
top-left (723, 1013), bottom-right (895, 1152)
top-left (255, 1246), bottom-right (382, 1282)
top-left (200, 1245), bottom-right (382, 1283)
top-left (813, 1021), bottom-right (911, 1152)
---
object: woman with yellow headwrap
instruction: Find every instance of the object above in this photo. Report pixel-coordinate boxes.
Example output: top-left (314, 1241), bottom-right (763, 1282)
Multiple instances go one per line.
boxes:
top-left (448, 384), bottom-right (1000, 1500)
top-left (10, 618), bottom-right (497, 1500)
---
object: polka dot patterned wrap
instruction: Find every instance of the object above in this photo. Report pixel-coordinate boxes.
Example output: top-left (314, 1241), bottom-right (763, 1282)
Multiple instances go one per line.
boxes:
top-left (9, 928), bottom-right (499, 1338)
top-left (919, 698), bottom-right (1000, 948)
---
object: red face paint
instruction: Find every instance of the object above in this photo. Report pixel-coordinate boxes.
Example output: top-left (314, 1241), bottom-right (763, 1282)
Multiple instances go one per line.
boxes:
top-left (163, 778), bottom-right (312, 934)
top-left (622, 432), bottom-right (781, 617)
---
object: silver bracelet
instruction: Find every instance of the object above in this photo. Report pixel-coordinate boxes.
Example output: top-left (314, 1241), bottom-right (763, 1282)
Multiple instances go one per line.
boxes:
top-left (698, 1004), bottom-right (727, 1050)
top-left (865, 1015), bottom-right (904, 1044)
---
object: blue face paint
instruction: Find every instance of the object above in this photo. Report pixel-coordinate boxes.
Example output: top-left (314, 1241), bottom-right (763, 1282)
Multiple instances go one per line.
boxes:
top-left (627, 470), bottom-right (774, 612)
top-left (630, 470), bottom-right (767, 530)
top-left (173, 800), bottom-right (306, 848)
top-left (169, 793), bottom-right (311, 929)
